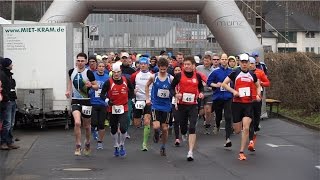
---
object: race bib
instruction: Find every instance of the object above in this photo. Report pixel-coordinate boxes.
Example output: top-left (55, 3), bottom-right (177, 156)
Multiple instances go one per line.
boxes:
top-left (172, 98), bottom-right (177, 104)
top-left (157, 89), bottom-right (170, 98)
top-left (182, 93), bottom-right (195, 103)
top-left (95, 89), bottom-right (102, 98)
top-left (239, 87), bottom-right (250, 97)
top-left (135, 101), bottom-right (146, 110)
top-left (82, 105), bottom-right (92, 116)
top-left (112, 105), bottom-right (124, 114)
top-left (220, 83), bottom-right (230, 91)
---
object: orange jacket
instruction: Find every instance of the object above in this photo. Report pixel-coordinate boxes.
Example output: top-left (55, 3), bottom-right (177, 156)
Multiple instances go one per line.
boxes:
top-left (252, 68), bottom-right (270, 99)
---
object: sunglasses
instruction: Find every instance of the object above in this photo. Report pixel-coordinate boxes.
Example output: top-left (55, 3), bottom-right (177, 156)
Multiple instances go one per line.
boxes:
top-left (212, 59), bottom-right (219, 61)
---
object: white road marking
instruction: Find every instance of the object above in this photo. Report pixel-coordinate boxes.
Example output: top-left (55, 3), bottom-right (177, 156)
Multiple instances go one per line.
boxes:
top-left (315, 166), bottom-right (320, 170)
top-left (63, 168), bottom-right (92, 171)
top-left (266, 143), bottom-right (294, 148)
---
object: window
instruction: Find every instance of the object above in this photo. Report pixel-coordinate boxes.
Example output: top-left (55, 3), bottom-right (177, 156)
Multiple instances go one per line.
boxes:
top-left (306, 47), bottom-right (309, 52)
top-left (278, 48), bottom-right (297, 53)
top-left (311, 47), bottom-right (314, 53)
top-left (90, 35), bottom-right (99, 41)
top-left (305, 32), bottom-right (315, 38)
top-left (150, 40), bottom-right (155, 47)
top-left (278, 32), bottom-right (297, 43)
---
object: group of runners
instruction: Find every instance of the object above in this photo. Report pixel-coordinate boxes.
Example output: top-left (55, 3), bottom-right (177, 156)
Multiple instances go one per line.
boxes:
top-left (65, 50), bottom-right (269, 161)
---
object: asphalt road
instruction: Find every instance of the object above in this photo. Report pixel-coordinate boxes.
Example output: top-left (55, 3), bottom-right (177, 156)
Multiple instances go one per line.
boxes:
top-left (1, 117), bottom-right (319, 180)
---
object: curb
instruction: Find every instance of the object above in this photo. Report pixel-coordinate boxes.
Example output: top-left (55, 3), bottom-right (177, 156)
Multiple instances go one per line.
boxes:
top-left (277, 114), bottom-right (320, 131)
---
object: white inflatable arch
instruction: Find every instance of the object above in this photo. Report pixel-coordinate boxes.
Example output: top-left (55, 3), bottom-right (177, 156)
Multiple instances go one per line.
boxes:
top-left (40, 0), bottom-right (263, 57)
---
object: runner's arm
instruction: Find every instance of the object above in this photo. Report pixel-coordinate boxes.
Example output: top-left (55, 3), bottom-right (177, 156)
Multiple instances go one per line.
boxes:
top-left (145, 74), bottom-right (154, 102)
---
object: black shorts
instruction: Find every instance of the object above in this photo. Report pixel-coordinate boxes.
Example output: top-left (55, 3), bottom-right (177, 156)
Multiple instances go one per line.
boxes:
top-left (133, 103), bottom-right (151, 118)
top-left (232, 102), bottom-right (253, 123)
top-left (200, 95), bottom-right (213, 108)
top-left (151, 109), bottom-right (170, 124)
top-left (71, 99), bottom-right (92, 118)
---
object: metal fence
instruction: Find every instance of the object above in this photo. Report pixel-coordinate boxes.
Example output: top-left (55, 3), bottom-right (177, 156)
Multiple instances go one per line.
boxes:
top-left (85, 14), bottom-right (222, 56)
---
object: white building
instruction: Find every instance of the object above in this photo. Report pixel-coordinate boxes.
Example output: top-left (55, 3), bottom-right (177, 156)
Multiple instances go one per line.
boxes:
top-left (258, 3), bottom-right (320, 54)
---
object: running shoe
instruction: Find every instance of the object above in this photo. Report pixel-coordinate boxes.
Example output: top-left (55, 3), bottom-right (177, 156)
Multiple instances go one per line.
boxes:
top-left (224, 139), bottom-right (232, 147)
top-left (141, 143), bottom-right (148, 151)
top-left (182, 134), bottom-right (188, 142)
top-left (187, 151), bottom-right (194, 161)
top-left (114, 147), bottom-right (120, 157)
top-left (119, 145), bottom-right (126, 156)
top-left (204, 127), bottom-right (211, 135)
top-left (213, 126), bottom-right (220, 134)
top-left (160, 147), bottom-right (166, 156)
top-left (126, 133), bottom-right (131, 139)
top-left (97, 142), bottom-right (103, 150)
top-left (238, 152), bottom-right (247, 161)
top-left (83, 143), bottom-right (91, 156)
top-left (175, 139), bottom-right (180, 147)
top-left (74, 144), bottom-right (81, 156)
top-left (248, 140), bottom-right (255, 152)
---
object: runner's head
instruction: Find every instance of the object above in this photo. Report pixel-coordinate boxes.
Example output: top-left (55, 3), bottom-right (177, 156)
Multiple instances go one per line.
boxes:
top-left (238, 53), bottom-right (250, 71)
top-left (220, 53), bottom-right (228, 67)
top-left (173, 66), bottom-right (181, 75)
top-left (157, 57), bottom-right (169, 74)
top-left (249, 57), bottom-right (256, 71)
top-left (112, 62), bottom-right (122, 80)
top-left (76, 52), bottom-right (87, 69)
top-left (139, 57), bottom-right (149, 71)
top-left (97, 61), bottom-right (105, 74)
top-left (183, 56), bottom-right (196, 72)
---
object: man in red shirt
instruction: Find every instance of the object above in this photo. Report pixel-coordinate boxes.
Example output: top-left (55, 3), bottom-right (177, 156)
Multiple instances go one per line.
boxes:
top-left (170, 56), bottom-right (204, 161)
top-left (221, 53), bottom-right (261, 161)
top-left (100, 63), bottom-right (134, 157)
top-left (248, 57), bottom-right (270, 152)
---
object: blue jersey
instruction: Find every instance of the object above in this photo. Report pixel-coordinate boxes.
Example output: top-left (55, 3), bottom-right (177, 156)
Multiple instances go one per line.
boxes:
top-left (89, 72), bottom-right (110, 106)
top-left (151, 73), bottom-right (172, 112)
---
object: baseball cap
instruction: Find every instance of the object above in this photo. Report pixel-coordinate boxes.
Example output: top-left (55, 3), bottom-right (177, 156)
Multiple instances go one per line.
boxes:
top-left (252, 51), bottom-right (259, 57)
top-left (194, 56), bottom-right (200, 63)
top-left (239, 53), bottom-right (249, 61)
top-left (102, 55), bottom-right (108, 59)
top-left (112, 62), bottom-right (122, 72)
top-left (139, 57), bottom-right (149, 64)
top-left (121, 52), bottom-right (129, 58)
top-left (249, 57), bottom-right (256, 64)
top-left (228, 56), bottom-right (236, 61)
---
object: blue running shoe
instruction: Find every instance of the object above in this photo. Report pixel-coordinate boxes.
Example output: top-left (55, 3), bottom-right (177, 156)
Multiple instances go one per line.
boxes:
top-left (114, 147), bottom-right (120, 157)
top-left (120, 145), bottom-right (126, 156)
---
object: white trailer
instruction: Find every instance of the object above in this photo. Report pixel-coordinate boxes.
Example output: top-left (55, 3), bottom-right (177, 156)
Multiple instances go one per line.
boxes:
top-left (0, 23), bottom-right (89, 128)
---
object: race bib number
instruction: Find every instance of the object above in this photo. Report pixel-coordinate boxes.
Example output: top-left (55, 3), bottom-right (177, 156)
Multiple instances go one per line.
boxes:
top-left (95, 89), bottom-right (102, 98)
top-left (182, 93), bottom-right (195, 103)
top-left (157, 89), bottom-right (170, 98)
top-left (82, 105), bottom-right (92, 116)
top-left (220, 83), bottom-right (230, 91)
top-left (239, 87), bottom-right (250, 97)
top-left (112, 105), bottom-right (124, 114)
top-left (135, 101), bottom-right (146, 110)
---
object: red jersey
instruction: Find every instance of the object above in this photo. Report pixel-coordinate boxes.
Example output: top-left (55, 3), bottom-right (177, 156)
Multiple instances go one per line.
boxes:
top-left (177, 71), bottom-right (199, 105)
top-left (107, 77), bottom-right (129, 112)
top-left (228, 69), bottom-right (257, 103)
top-left (251, 68), bottom-right (270, 98)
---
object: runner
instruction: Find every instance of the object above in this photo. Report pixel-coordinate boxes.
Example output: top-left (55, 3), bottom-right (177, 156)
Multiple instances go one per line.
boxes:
top-left (196, 54), bottom-right (214, 134)
top-left (89, 61), bottom-right (110, 150)
top-left (145, 57), bottom-right (174, 156)
top-left (170, 56), bottom-right (204, 161)
top-left (130, 57), bottom-right (153, 151)
top-left (65, 53), bottom-right (99, 156)
top-left (207, 53), bottom-right (233, 147)
top-left (248, 57), bottom-right (270, 152)
top-left (100, 63), bottom-right (134, 157)
top-left (221, 53), bottom-right (261, 161)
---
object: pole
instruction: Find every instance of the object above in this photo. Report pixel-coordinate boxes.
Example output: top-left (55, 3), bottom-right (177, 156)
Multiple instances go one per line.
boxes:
top-left (11, 0), bottom-right (15, 24)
